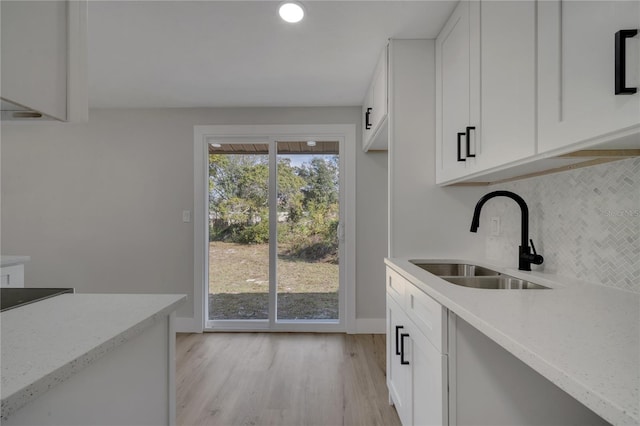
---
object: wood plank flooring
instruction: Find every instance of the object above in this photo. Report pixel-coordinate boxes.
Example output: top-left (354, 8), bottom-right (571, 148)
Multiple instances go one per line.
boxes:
top-left (176, 333), bottom-right (401, 426)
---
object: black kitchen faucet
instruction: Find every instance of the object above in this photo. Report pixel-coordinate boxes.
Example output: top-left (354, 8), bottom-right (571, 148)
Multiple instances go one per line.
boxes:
top-left (470, 190), bottom-right (544, 271)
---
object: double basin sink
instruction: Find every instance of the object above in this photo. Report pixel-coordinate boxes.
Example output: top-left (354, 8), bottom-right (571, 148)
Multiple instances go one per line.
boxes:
top-left (410, 262), bottom-right (550, 290)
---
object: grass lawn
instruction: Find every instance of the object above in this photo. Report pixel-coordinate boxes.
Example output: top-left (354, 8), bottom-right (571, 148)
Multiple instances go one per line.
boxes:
top-left (208, 241), bottom-right (338, 320)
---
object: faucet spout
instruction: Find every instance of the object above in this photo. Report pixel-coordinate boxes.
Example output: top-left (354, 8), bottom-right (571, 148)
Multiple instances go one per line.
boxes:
top-left (469, 190), bottom-right (543, 271)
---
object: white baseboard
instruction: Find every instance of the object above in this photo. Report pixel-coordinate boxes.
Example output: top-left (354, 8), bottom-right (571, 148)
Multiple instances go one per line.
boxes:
top-left (354, 318), bottom-right (386, 334)
top-left (175, 317), bottom-right (202, 333)
top-left (175, 316), bottom-right (384, 334)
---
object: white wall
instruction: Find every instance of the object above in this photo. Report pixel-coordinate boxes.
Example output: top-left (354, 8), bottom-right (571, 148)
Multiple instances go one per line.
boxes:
top-left (1, 107), bottom-right (389, 324)
top-left (388, 40), bottom-right (485, 259)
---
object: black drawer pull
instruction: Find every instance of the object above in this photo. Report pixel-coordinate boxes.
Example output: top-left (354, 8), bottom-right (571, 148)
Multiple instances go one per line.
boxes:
top-left (457, 132), bottom-right (466, 162)
top-left (466, 126), bottom-right (476, 158)
top-left (615, 29), bottom-right (638, 95)
top-left (365, 108), bottom-right (373, 129)
top-left (400, 333), bottom-right (410, 365)
top-left (395, 325), bottom-right (404, 355)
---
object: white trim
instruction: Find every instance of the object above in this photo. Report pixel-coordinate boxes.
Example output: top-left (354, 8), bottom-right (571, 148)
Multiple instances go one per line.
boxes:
top-left (268, 140), bottom-right (277, 329)
top-left (177, 316), bottom-right (382, 335)
top-left (175, 316), bottom-right (201, 334)
top-left (447, 311), bottom-right (458, 426)
top-left (167, 312), bottom-right (176, 426)
top-left (193, 124), bottom-right (357, 333)
top-left (205, 319), bottom-right (344, 333)
top-left (193, 128), bottom-right (208, 333)
top-left (354, 318), bottom-right (386, 334)
top-left (387, 40), bottom-right (395, 258)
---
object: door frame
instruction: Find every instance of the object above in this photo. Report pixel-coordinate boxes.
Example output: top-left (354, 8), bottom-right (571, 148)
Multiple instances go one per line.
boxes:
top-left (193, 124), bottom-right (356, 333)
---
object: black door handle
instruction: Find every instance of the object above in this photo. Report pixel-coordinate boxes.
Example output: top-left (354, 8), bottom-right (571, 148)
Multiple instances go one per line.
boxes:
top-left (466, 126), bottom-right (476, 158)
top-left (615, 29), bottom-right (638, 95)
top-left (365, 108), bottom-right (373, 129)
top-left (400, 333), bottom-right (410, 365)
top-left (395, 325), bottom-right (404, 355)
top-left (457, 132), bottom-right (466, 162)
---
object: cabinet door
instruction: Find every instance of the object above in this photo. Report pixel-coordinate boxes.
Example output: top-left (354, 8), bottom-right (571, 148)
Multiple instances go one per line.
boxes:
top-left (1, 265), bottom-right (25, 288)
top-left (371, 47), bottom-right (388, 136)
top-left (538, 0), bottom-right (640, 153)
top-left (362, 87), bottom-right (374, 150)
top-left (363, 46), bottom-right (388, 151)
top-left (387, 296), bottom-right (411, 426)
top-left (408, 322), bottom-right (447, 426)
top-left (436, 1), bottom-right (480, 183)
top-left (476, 1), bottom-right (536, 171)
top-left (1, 0), bottom-right (68, 120)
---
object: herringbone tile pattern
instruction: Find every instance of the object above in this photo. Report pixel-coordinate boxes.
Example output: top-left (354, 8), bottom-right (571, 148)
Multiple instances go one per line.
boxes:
top-left (483, 158), bottom-right (640, 293)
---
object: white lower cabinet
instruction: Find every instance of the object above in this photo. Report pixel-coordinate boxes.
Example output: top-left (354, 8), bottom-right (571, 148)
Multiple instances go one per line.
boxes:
top-left (386, 266), bottom-right (609, 426)
top-left (1, 264), bottom-right (25, 288)
top-left (386, 268), bottom-right (447, 426)
top-left (407, 321), bottom-right (447, 426)
top-left (387, 296), bottom-right (411, 424)
top-left (4, 315), bottom-right (176, 426)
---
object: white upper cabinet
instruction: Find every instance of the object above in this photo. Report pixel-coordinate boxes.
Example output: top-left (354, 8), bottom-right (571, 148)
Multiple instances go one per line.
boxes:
top-left (436, 1), bottom-right (536, 184)
top-left (476, 1), bottom-right (536, 171)
top-left (538, 1), bottom-right (640, 154)
top-left (362, 46), bottom-right (389, 151)
top-left (1, 0), bottom-right (87, 122)
top-left (435, 1), bottom-right (479, 182)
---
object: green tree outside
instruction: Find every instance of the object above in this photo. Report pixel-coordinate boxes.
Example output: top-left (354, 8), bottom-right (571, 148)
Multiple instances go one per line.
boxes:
top-left (209, 153), bottom-right (339, 262)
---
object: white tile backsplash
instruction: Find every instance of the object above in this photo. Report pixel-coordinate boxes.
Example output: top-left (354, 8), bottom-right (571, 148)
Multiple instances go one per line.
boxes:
top-left (482, 158), bottom-right (640, 293)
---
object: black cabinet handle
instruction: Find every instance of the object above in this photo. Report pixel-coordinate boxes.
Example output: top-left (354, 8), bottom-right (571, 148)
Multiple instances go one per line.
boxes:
top-left (457, 132), bottom-right (466, 162)
top-left (395, 325), bottom-right (404, 355)
top-left (400, 333), bottom-right (410, 365)
top-left (365, 108), bottom-right (373, 129)
top-left (466, 126), bottom-right (476, 158)
top-left (615, 29), bottom-right (638, 95)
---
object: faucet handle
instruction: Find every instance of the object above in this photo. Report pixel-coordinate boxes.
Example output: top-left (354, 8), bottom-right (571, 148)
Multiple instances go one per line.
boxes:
top-left (529, 239), bottom-right (544, 265)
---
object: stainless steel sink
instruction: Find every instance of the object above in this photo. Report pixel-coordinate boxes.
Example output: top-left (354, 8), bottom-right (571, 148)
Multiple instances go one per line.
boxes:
top-left (410, 262), bottom-right (500, 277)
top-left (443, 276), bottom-right (550, 290)
top-left (408, 261), bottom-right (551, 289)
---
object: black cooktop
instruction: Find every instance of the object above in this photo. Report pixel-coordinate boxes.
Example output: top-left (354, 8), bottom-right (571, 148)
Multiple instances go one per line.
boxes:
top-left (1, 288), bottom-right (74, 312)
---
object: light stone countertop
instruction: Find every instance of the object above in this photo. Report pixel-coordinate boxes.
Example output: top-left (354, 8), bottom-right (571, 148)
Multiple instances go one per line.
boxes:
top-left (0, 256), bottom-right (31, 267)
top-left (385, 257), bottom-right (639, 426)
top-left (0, 293), bottom-right (186, 420)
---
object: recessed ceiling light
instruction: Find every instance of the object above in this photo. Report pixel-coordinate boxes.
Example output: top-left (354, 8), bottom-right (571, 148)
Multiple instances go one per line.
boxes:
top-left (306, 140), bottom-right (316, 147)
top-left (279, 2), bottom-right (304, 23)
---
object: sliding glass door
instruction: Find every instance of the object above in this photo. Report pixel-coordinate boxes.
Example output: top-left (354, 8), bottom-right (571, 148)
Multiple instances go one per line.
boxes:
top-left (276, 141), bottom-right (339, 321)
top-left (208, 143), bottom-right (270, 321)
top-left (206, 139), bottom-right (342, 330)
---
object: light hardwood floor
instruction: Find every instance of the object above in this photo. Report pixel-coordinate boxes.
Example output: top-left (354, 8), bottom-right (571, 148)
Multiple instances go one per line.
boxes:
top-left (176, 333), bottom-right (401, 426)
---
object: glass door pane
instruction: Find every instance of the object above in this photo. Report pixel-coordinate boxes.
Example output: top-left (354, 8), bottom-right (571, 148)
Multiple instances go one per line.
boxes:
top-left (276, 141), bottom-right (340, 321)
top-left (208, 143), bottom-right (270, 321)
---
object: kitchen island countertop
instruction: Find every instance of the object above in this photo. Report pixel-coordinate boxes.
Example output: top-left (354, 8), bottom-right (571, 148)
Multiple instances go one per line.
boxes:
top-left (0, 256), bottom-right (30, 267)
top-left (386, 257), bottom-right (639, 426)
top-left (0, 293), bottom-right (186, 420)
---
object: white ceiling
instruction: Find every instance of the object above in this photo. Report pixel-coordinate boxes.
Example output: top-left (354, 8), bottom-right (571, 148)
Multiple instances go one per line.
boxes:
top-left (88, 1), bottom-right (457, 109)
